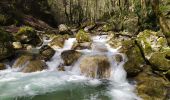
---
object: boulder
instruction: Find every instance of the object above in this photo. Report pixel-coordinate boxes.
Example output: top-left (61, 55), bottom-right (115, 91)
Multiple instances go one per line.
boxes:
top-left (61, 50), bottom-right (82, 66)
top-left (72, 42), bottom-right (92, 50)
top-left (137, 30), bottom-right (168, 59)
top-left (0, 28), bottom-right (14, 60)
top-left (15, 26), bottom-right (42, 46)
top-left (48, 35), bottom-right (69, 49)
top-left (76, 30), bottom-right (91, 43)
top-left (39, 45), bottom-right (55, 61)
top-left (135, 66), bottom-right (169, 100)
top-left (149, 51), bottom-right (170, 71)
top-left (13, 55), bottom-right (47, 73)
top-left (109, 36), bottom-right (145, 77)
top-left (0, 63), bottom-right (6, 70)
top-left (79, 55), bottom-right (111, 79)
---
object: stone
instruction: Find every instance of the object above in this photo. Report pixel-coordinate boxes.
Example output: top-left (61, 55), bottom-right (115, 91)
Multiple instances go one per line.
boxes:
top-left (48, 35), bottom-right (69, 49)
top-left (39, 45), bottom-right (55, 61)
top-left (149, 51), bottom-right (170, 71)
top-left (135, 66), bottom-right (169, 100)
top-left (76, 30), bottom-right (91, 43)
top-left (15, 26), bottom-right (42, 46)
top-left (58, 24), bottom-right (72, 35)
top-left (72, 42), bottom-right (92, 50)
top-left (0, 63), bottom-right (6, 70)
top-left (79, 55), bottom-right (111, 79)
top-left (12, 42), bottom-right (22, 49)
top-left (13, 55), bottom-right (47, 73)
top-left (61, 50), bottom-right (82, 66)
top-left (137, 30), bottom-right (168, 59)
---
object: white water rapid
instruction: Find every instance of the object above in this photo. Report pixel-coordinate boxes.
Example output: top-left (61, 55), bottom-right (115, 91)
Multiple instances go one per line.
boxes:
top-left (0, 35), bottom-right (141, 100)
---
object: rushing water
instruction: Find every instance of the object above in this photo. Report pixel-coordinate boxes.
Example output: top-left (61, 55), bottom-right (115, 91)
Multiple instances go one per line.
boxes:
top-left (0, 35), bottom-right (141, 100)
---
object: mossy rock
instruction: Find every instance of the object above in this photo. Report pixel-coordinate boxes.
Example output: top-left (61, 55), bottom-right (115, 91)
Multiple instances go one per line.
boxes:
top-left (48, 34), bottom-right (69, 49)
top-left (13, 55), bottom-right (47, 73)
top-left (149, 51), bottom-right (170, 71)
top-left (39, 45), bottom-right (55, 61)
top-left (0, 28), bottom-right (14, 60)
top-left (135, 66), bottom-right (169, 100)
top-left (76, 30), bottom-right (91, 43)
top-left (101, 23), bottom-right (114, 32)
top-left (137, 30), bottom-right (168, 59)
top-left (15, 26), bottom-right (42, 46)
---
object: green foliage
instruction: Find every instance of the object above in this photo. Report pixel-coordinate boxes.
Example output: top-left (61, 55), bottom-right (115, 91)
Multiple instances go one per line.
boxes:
top-left (0, 14), bottom-right (7, 25)
top-left (76, 30), bottom-right (91, 43)
top-left (17, 26), bottom-right (35, 36)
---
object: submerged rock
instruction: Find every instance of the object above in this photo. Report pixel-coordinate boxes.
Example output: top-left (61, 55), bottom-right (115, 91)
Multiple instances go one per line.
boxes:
top-left (13, 55), bottom-right (47, 73)
top-left (0, 63), bottom-right (6, 70)
top-left (61, 50), bottom-right (82, 66)
top-left (39, 45), bottom-right (55, 61)
top-left (79, 55), bottom-right (111, 79)
top-left (0, 28), bottom-right (14, 60)
top-left (15, 26), bottom-right (42, 46)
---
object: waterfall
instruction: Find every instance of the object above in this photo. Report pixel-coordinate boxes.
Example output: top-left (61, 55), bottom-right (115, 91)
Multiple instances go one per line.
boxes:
top-left (0, 35), bottom-right (141, 100)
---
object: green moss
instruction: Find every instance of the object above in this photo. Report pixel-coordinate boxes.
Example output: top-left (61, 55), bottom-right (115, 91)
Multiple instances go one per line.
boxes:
top-left (76, 30), bottom-right (91, 43)
top-left (0, 14), bottom-right (7, 25)
top-left (102, 24), bottom-right (113, 32)
top-left (16, 26), bottom-right (35, 36)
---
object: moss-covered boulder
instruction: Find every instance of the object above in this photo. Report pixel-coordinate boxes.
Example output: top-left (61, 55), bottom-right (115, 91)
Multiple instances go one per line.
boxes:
top-left (0, 28), bottom-right (14, 60)
top-left (13, 55), bottom-right (47, 73)
top-left (61, 50), bottom-right (82, 66)
top-left (79, 55), bottom-right (111, 79)
top-left (0, 63), bottom-right (6, 70)
top-left (135, 66), bottom-right (169, 100)
top-left (72, 42), bottom-right (92, 50)
top-left (39, 45), bottom-right (55, 61)
top-left (149, 51), bottom-right (170, 71)
top-left (76, 30), bottom-right (91, 43)
top-left (15, 26), bottom-right (42, 46)
top-left (108, 35), bottom-right (145, 77)
top-left (137, 30), bottom-right (168, 59)
top-left (48, 34), bottom-right (69, 49)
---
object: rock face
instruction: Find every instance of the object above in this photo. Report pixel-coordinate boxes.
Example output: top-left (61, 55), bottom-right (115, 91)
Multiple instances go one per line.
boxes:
top-left (39, 45), bottom-right (55, 61)
top-left (13, 55), bottom-right (47, 73)
top-left (61, 50), bottom-right (82, 66)
top-left (0, 29), bottom-right (14, 60)
top-left (79, 55), bottom-right (111, 79)
top-left (15, 26), bottom-right (42, 46)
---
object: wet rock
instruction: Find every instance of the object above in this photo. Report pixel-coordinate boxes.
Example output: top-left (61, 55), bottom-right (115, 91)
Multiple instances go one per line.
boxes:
top-left (48, 35), bottom-right (69, 49)
top-left (12, 42), bottom-right (22, 49)
top-left (79, 55), bottom-right (111, 79)
top-left (149, 51), bottom-right (170, 71)
top-left (72, 42), bottom-right (92, 50)
top-left (76, 30), bottom-right (91, 43)
top-left (99, 23), bottom-right (115, 32)
top-left (15, 26), bottom-right (42, 46)
top-left (39, 45), bottom-right (55, 61)
top-left (13, 55), bottom-right (47, 73)
top-left (135, 66), bottom-right (169, 100)
top-left (114, 54), bottom-right (123, 63)
top-left (0, 28), bottom-right (14, 60)
top-left (0, 63), bottom-right (6, 70)
top-left (61, 50), bottom-right (82, 66)
top-left (137, 30), bottom-right (168, 59)
top-left (109, 37), bottom-right (145, 77)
